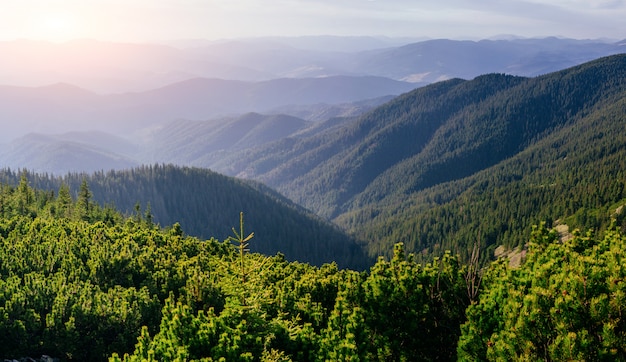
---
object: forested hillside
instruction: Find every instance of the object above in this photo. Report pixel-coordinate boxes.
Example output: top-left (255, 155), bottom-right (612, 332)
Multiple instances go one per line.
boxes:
top-left (217, 54), bottom-right (626, 262)
top-left (350, 88), bottom-right (626, 261)
top-left (5, 55), bottom-right (625, 267)
top-left (0, 166), bottom-right (370, 270)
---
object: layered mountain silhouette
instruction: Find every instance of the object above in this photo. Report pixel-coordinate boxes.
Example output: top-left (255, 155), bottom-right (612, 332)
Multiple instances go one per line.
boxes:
top-left (347, 37), bottom-right (625, 82)
top-left (0, 132), bottom-right (139, 173)
top-left (0, 76), bottom-right (415, 142)
top-left (212, 54), bottom-right (625, 209)
top-left (1, 37), bottom-right (623, 93)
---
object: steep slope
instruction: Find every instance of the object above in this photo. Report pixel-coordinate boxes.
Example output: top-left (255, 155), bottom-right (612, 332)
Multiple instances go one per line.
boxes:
top-left (13, 165), bottom-right (370, 269)
top-left (241, 55), bottom-right (626, 215)
top-left (274, 74), bottom-right (528, 217)
top-left (340, 54), bottom-right (626, 260)
top-left (348, 86), bottom-right (626, 261)
top-left (348, 53), bottom-right (626, 210)
top-left (217, 54), bottom-right (626, 260)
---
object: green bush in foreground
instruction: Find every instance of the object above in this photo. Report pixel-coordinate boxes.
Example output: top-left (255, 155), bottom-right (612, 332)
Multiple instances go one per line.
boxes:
top-left (113, 240), bottom-right (470, 362)
top-left (6, 175), bottom-right (626, 361)
top-left (459, 223), bottom-right (626, 361)
top-left (0, 177), bottom-right (470, 361)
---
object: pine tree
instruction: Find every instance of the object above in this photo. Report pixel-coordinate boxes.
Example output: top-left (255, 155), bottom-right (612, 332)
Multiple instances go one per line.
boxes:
top-left (57, 182), bottom-right (73, 218)
top-left (76, 178), bottom-right (92, 221)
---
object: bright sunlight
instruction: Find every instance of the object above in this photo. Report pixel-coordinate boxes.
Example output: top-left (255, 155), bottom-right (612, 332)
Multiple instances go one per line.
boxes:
top-left (33, 11), bottom-right (79, 42)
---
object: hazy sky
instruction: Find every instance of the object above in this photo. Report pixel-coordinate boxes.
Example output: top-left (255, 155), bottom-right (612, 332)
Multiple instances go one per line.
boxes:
top-left (1, 0), bottom-right (625, 43)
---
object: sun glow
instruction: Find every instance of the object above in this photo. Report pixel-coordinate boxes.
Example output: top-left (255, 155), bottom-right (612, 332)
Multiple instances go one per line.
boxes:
top-left (34, 12), bottom-right (80, 42)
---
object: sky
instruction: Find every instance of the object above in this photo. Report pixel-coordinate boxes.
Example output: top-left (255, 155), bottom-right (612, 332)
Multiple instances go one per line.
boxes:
top-left (1, 0), bottom-right (625, 43)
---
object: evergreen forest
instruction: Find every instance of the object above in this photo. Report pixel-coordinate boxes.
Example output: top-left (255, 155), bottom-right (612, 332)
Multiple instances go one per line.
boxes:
top-left (1, 54), bottom-right (626, 360)
top-left (211, 54), bottom-right (626, 264)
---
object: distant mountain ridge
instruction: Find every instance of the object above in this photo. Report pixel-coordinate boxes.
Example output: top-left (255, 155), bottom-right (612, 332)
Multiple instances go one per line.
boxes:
top-left (349, 37), bottom-right (626, 82)
top-left (1, 36), bottom-right (623, 143)
top-left (1, 37), bottom-right (622, 93)
top-left (0, 75), bottom-right (416, 142)
top-left (139, 113), bottom-right (312, 166)
top-left (0, 132), bottom-right (139, 173)
top-left (0, 110), bottom-right (363, 174)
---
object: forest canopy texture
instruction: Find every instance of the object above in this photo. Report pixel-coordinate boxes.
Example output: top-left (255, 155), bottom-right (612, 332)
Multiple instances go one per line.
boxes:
top-left (2, 176), bottom-right (626, 361)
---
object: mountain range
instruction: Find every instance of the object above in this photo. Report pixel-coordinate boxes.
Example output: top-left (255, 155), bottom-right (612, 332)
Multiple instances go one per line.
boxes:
top-left (1, 36), bottom-right (624, 145)
top-left (2, 38), bottom-right (626, 265)
top-left (3, 35), bottom-right (626, 361)
top-left (2, 53), bottom-right (625, 266)
top-left (223, 54), bottom-right (626, 261)
top-left (2, 37), bottom-right (624, 93)
top-left (0, 76), bottom-right (415, 142)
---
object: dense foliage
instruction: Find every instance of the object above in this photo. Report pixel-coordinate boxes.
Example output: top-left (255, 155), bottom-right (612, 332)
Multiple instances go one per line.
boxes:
top-left (112, 242), bottom-right (469, 362)
top-left (459, 222), bottom-right (626, 360)
top-left (349, 85), bottom-right (626, 263)
top-left (0, 177), bottom-right (471, 361)
top-left (3, 175), bottom-right (626, 360)
top-left (0, 176), bottom-right (230, 360)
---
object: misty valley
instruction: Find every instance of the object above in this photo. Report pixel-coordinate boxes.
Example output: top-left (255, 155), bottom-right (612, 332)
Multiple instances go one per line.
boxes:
top-left (1, 36), bottom-right (626, 360)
